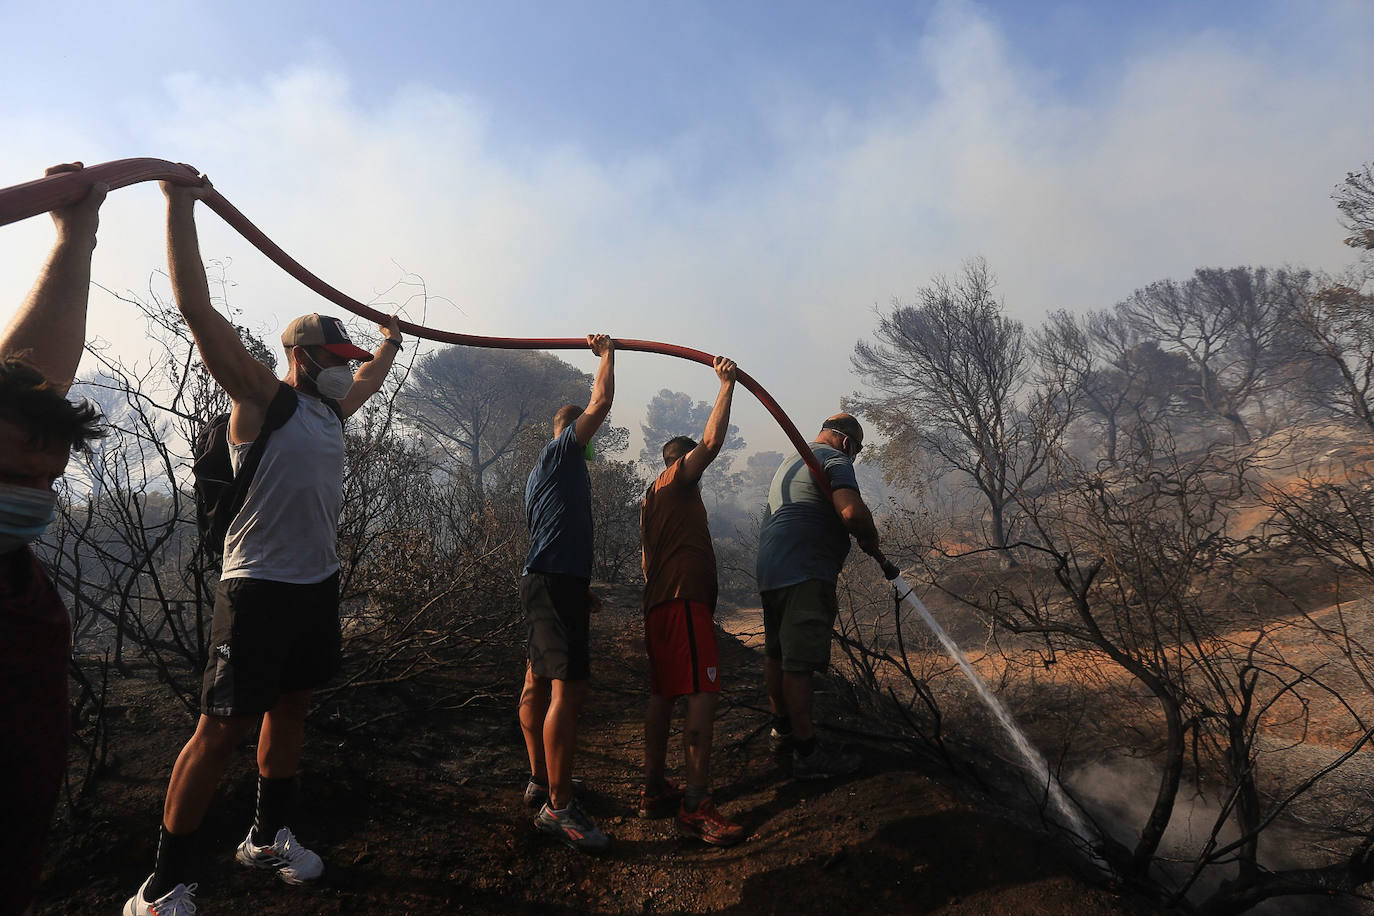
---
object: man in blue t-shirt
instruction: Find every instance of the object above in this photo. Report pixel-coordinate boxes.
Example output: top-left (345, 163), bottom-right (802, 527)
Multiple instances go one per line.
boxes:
top-left (519, 333), bottom-right (615, 852)
top-left (756, 413), bottom-right (894, 780)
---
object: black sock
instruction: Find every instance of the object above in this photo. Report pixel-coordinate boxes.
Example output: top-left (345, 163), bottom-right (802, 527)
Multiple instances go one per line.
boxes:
top-left (146, 826), bottom-right (195, 900)
top-left (795, 736), bottom-right (817, 758)
top-left (684, 784), bottom-right (709, 812)
top-left (771, 714), bottom-right (793, 735)
top-left (251, 774), bottom-right (296, 846)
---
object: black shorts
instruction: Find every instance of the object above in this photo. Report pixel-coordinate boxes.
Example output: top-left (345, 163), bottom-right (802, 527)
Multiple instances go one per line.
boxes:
top-left (201, 572), bottom-right (342, 717)
top-left (521, 571), bottom-right (591, 681)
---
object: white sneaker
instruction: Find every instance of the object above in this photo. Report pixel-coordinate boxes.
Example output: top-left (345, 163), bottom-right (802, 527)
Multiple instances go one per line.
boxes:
top-left (234, 826), bottom-right (324, 885)
top-left (123, 875), bottom-right (197, 915)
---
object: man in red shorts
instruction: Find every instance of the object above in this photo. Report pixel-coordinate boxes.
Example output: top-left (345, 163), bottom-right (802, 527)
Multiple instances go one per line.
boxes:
top-left (637, 355), bottom-right (745, 846)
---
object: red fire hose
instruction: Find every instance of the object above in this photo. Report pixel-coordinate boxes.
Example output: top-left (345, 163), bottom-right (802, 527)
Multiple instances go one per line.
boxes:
top-left (0, 158), bottom-right (833, 495)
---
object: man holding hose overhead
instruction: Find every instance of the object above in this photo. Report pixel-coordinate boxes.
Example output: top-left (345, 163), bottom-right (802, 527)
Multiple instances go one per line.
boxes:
top-left (0, 163), bottom-right (105, 916)
top-left (125, 173), bottom-right (404, 916)
top-left (638, 355), bottom-right (746, 846)
top-left (518, 333), bottom-right (615, 853)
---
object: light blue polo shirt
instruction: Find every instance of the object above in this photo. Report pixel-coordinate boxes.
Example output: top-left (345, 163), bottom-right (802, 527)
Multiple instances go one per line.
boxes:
top-left (755, 444), bottom-right (859, 591)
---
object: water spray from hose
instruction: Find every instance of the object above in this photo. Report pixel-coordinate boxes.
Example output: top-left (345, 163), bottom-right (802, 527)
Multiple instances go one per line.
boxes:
top-left (890, 573), bottom-right (1101, 854)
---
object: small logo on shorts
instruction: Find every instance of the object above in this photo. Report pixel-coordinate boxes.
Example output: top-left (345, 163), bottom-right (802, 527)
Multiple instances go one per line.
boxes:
top-left (707, 666), bottom-right (717, 683)
top-left (216, 643), bottom-right (231, 661)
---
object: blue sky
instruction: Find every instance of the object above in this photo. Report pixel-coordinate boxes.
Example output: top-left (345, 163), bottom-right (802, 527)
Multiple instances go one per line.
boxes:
top-left (3, 0), bottom-right (1372, 458)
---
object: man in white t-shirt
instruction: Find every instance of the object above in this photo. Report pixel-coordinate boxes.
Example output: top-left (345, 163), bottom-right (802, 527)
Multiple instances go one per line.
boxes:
top-left (125, 173), bottom-right (404, 916)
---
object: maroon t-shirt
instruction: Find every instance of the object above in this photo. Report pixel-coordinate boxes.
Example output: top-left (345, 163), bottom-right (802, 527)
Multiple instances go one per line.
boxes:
top-left (1, 546), bottom-right (72, 911)
top-left (0, 546), bottom-right (70, 628)
top-left (640, 458), bottom-right (718, 612)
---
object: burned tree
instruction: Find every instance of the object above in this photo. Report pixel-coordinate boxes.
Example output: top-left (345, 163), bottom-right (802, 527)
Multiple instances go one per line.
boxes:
top-left (918, 427), bottom-right (1374, 912)
top-left (1282, 270), bottom-right (1374, 431)
top-left (1035, 309), bottom-right (1199, 467)
top-left (1335, 161), bottom-right (1374, 252)
top-left (1121, 267), bottom-right (1303, 443)
top-left (851, 258), bottom-right (1067, 565)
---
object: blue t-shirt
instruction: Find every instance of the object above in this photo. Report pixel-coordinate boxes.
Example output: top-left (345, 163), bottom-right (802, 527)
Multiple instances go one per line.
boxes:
top-left (523, 425), bottom-right (593, 578)
top-left (755, 444), bottom-right (859, 591)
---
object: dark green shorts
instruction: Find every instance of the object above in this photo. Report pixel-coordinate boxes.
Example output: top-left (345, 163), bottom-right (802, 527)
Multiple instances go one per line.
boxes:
top-left (521, 571), bottom-right (591, 681)
top-left (761, 579), bottom-right (839, 673)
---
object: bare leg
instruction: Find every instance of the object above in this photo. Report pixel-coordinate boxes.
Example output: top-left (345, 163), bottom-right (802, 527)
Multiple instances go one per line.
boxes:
top-left (257, 689), bottom-right (311, 777)
top-left (765, 656), bottom-right (786, 718)
top-left (644, 693), bottom-right (673, 787)
top-left (545, 678), bottom-right (588, 809)
top-left (519, 665), bottom-right (551, 783)
top-left (163, 714), bottom-right (257, 833)
top-left (782, 671), bottom-right (814, 742)
top-left (682, 693), bottom-right (717, 790)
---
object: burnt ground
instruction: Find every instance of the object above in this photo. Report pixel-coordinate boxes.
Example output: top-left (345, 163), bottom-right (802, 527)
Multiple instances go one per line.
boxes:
top-left (36, 584), bottom-right (1157, 915)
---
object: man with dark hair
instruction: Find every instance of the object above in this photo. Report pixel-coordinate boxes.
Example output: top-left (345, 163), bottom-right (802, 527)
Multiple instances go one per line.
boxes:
top-left (518, 333), bottom-right (615, 853)
top-left (756, 413), bottom-right (896, 779)
top-left (638, 356), bottom-right (745, 846)
top-left (124, 174), bottom-right (404, 915)
top-left (0, 162), bottom-right (106, 916)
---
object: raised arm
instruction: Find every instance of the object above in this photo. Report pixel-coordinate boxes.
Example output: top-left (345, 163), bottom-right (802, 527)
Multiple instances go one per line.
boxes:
top-left (162, 177), bottom-right (278, 408)
top-left (338, 314), bottom-right (404, 418)
top-left (680, 356), bottom-right (737, 482)
top-left (1, 163), bottom-right (106, 395)
top-left (573, 333), bottom-right (615, 447)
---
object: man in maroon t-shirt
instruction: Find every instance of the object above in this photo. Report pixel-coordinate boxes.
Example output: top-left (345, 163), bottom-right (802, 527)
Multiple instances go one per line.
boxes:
top-left (0, 163), bottom-right (106, 916)
top-left (638, 355), bottom-right (745, 846)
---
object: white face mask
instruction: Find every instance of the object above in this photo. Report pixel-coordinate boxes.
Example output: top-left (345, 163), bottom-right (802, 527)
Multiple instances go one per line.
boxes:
top-left (301, 350), bottom-right (355, 400)
top-left (0, 482), bottom-right (58, 555)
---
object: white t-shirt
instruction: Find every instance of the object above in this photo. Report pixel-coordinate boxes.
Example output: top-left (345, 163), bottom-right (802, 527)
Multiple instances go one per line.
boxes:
top-left (221, 392), bottom-right (345, 584)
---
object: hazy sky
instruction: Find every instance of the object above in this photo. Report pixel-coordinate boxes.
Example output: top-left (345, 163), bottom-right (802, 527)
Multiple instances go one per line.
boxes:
top-left (2, 0), bottom-right (1371, 458)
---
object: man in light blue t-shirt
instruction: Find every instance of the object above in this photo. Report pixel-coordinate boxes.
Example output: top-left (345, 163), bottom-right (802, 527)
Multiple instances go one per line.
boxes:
top-left (519, 333), bottom-right (615, 853)
top-left (756, 413), bottom-right (895, 780)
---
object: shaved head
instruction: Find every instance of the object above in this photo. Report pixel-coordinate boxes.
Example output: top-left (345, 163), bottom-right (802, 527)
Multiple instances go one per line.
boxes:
top-left (553, 404), bottom-right (583, 436)
top-left (819, 413), bottom-right (862, 442)
top-left (661, 435), bottom-right (696, 467)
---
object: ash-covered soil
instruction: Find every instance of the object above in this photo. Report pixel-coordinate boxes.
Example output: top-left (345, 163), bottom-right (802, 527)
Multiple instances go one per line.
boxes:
top-left (37, 584), bottom-right (1152, 915)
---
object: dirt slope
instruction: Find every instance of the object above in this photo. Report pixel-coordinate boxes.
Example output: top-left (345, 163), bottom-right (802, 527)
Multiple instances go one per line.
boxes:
top-left (37, 585), bottom-right (1153, 914)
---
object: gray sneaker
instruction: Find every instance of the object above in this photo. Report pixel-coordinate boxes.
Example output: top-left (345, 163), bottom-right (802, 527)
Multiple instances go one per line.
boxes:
top-left (792, 743), bottom-right (861, 780)
top-left (534, 797), bottom-right (610, 852)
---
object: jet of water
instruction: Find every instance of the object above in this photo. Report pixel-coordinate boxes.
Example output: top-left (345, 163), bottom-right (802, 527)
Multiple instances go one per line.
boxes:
top-left (891, 575), bottom-right (1098, 849)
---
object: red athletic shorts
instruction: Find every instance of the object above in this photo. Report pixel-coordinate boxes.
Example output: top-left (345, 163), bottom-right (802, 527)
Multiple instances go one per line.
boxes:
top-left (645, 598), bottom-right (720, 697)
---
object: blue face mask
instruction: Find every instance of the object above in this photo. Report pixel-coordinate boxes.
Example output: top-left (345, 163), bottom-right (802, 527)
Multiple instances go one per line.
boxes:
top-left (0, 482), bottom-right (58, 555)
